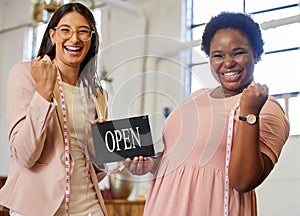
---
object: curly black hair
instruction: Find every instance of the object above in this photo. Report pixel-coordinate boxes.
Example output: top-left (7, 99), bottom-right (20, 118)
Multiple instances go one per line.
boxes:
top-left (201, 12), bottom-right (264, 61)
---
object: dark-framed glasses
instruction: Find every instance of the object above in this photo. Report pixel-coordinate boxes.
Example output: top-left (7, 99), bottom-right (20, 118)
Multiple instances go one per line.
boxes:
top-left (54, 26), bottom-right (94, 41)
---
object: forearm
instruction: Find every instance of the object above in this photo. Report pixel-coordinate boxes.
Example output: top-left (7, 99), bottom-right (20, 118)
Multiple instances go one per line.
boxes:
top-left (149, 151), bottom-right (164, 174)
top-left (8, 92), bottom-right (57, 168)
top-left (229, 121), bottom-right (265, 192)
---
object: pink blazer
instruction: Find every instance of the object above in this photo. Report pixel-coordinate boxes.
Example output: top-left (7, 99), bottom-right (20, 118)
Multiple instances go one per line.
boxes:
top-left (0, 62), bottom-right (108, 216)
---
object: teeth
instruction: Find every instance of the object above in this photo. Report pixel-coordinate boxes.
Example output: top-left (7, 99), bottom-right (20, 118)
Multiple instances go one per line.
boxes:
top-left (66, 46), bottom-right (81, 51)
top-left (223, 72), bottom-right (238, 77)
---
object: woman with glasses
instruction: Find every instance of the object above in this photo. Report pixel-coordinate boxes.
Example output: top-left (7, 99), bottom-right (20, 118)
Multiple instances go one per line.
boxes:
top-left (125, 12), bottom-right (290, 215)
top-left (0, 2), bottom-right (108, 216)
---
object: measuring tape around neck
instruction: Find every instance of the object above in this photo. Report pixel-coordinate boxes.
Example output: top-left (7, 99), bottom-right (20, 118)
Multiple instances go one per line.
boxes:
top-left (56, 71), bottom-right (72, 216)
top-left (224, 100), bottom-right (240, 216)
top-left (56, 72), bottom-right (101, 215)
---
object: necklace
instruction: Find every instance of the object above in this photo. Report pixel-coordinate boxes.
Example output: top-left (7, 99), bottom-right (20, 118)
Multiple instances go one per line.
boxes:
top-left (219, 87), bottom-right (244, 97)
top-left (218, 80), bottom-right (255, 98)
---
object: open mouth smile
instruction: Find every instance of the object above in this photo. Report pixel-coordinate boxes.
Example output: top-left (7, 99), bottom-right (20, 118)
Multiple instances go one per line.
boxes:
top-left (64, 46), bottom-right (83, 52)
top-left (221, 71), bottom-right (241, 78)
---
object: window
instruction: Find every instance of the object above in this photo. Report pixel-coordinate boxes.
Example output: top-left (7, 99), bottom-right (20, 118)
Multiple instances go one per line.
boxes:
top-left (187, 0), bottom-right (300, 135)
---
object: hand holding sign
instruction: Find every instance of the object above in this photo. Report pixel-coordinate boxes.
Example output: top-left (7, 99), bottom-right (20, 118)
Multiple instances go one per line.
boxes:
top-left (124, 156), bottom-right (155, 175)
top-left (91, 115), bottom-right (155, 165)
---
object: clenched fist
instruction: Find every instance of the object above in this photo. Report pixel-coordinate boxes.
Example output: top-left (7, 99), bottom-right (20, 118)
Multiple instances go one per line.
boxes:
top-left (31, 55), bottom-right (57, 102)
top-left (240, 83), bottom-right (269, 116)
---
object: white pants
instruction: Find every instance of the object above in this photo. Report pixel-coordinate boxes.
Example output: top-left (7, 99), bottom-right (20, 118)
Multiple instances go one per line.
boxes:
top-left (9, 210), bottom-right (23, 216)
top-left (10, 209), bottom-right (94, 216)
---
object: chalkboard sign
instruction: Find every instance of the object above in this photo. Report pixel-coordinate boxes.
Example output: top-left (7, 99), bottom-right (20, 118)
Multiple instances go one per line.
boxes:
top-left (91, 115), bottom-right (155, 164)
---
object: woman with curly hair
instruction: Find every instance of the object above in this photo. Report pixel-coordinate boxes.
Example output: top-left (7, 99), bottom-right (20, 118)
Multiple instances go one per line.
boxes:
top-left (125, 12), bottom-right (290, 216)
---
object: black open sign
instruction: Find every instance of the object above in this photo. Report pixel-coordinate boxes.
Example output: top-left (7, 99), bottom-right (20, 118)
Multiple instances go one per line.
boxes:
top-left (91, 115), bottom-right (155, 164)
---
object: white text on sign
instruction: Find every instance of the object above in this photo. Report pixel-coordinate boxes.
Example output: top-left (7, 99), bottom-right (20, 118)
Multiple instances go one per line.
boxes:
top-left (104, 127), bottom-right (141, 152)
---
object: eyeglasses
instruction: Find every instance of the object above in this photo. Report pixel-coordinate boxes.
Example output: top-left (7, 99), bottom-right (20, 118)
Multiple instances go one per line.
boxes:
top-left (54, 26), bottom-right (94, 41)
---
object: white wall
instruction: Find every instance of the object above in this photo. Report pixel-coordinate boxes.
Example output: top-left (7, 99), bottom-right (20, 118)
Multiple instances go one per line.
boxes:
top-left (257, 135), bottom-right (300, 216)
top-left (98, 0), bottom-right (193, 154)
top-left (0, 0), bottom-right (32, 175)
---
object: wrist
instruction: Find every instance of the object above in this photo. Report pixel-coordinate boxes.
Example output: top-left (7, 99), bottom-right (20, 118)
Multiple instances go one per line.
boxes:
top-left (149, 152), bottom-right (163, 160)
top-left (149, 152), bottom-right (163, 174)
top-left (239, 114), bottom-right (259, 125)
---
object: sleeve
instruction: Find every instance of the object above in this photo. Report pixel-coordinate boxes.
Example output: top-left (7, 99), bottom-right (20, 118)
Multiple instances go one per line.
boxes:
top-left (6, 62), bottom-right (57, 168)
top-left (259, 96), bottom-right (290, 165)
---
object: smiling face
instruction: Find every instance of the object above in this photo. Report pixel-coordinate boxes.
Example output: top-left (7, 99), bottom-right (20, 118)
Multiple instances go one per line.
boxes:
top-left (209, 28), bottom-right (257, 95)
top-left (49, 11), bottom-right (91, 70)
